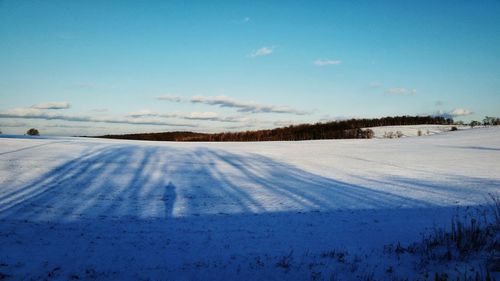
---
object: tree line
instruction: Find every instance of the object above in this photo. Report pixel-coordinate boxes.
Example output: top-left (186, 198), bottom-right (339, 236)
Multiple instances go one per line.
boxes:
top-left (98, 115), bottom-right (453, 142)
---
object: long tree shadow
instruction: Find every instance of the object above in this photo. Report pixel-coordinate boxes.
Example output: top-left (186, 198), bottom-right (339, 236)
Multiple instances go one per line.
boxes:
top-left (1, 143), bottom-right (499, 280)
top-left (441, 145), bottom-right (500, 152)
top-left (1, 144), bottom-right (497, 220)
top-left (0, 144), bottom-right (180, 220)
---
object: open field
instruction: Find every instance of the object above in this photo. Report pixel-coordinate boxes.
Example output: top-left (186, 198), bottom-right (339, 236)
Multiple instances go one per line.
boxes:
top-left (0, 127), bottom-right (499, 280)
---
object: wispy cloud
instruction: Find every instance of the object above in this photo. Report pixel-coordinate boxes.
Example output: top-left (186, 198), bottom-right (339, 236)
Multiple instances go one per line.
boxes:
top-left (127, 109), bottom-right (163, 118)
top-left (318, 115), bottom-right (354, 123)
top-left (314, 59), bottom-right (341, 66)
top-left (90, 108), bottom-right (109, 113)
top-left (190, 95), bottom-right (310, 115)
top-left (447, 108), bottom-right (473, 117)
top-left (0, 121), bottom-right (27, 127)
top-left (44, 124), bottom-right (98, 129)
top-left (250, 46), bottom-right (274, 58)
top-left (184, 111), bottom-right (219, 121)
top-left (182, 112), bottom-right (244, 123)
top-left (385, 88), bottom-right (417, 95)
top-left (273, 120), bottom-right (296, 127)
top-left (431, 108), bottom-right (474, 119)
top-left (242, 17), bottom-right (251, 23)
top-left (127, 109), bottom-right (240, 123)
top-left (32, 101), bottom-right (70, 110)
top-left (156, 95), bottom-right (183, 102)
top-left (222, 124), bottom-right (254, 131)
top-left (0, 108), bottom-right (196, 127)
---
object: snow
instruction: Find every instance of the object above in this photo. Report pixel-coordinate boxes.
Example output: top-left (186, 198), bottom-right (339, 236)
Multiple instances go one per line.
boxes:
top-left (366, 124), bottom-right (468, 138)
top-left (0, 127), bottom-right (499, 280)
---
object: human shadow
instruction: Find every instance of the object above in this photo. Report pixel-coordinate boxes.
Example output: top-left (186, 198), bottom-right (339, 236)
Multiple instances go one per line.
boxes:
top-left (1, 144), bottom-right (497, 220)
top-left (1, 143), bottom-right (499, 280)
top-left (0, 144), bottom-right (180, 220)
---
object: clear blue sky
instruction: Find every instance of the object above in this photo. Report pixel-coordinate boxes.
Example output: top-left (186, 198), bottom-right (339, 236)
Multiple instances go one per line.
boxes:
top-left (1, 0), bottom-right (499, 135)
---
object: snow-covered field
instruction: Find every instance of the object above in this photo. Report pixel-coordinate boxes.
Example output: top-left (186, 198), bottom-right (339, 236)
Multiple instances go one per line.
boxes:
top-left (367, 124), bottom-right (469, 138)
top-left (0, 127), bottom-right (499, 280)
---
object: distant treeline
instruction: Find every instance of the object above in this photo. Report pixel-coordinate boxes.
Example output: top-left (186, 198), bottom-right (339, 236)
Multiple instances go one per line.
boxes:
top-left (98, 115), bottom-right (453, 142)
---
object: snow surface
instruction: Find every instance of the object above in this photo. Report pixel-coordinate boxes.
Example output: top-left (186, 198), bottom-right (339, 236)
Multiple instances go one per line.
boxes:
top-left (0, 127), bottom-right (499, 280)
top-left (367, 124), bottom-right (469, 138)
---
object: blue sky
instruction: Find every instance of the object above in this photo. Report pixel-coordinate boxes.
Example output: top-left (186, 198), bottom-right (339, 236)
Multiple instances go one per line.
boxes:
top-left (1, 0), bottom-right (499, 135)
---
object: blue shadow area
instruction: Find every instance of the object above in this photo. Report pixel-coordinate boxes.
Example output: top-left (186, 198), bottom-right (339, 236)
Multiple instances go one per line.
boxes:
top-left (0, 144), bottom-right (451, 219)
top-left (0, 144), bottom-right (498, 280)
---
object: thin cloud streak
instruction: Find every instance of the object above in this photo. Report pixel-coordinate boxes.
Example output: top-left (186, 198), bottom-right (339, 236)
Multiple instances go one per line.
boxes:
top-left (156, 95), bottom-right (183, 102)
top-left (0, 121), bottom-right (28, 127)
top-left (250, 46), bottom-right (274, 58)
top-left (0, 108), bottom-right (196, 127)
top-left (448, 108), bottom-right (473, 117)
top-left (190, 95), bottom-right (310, 115)
top-left (127, 109), bottom-right (242, 123)
top-left (430, 108), bottom-right (474, 119)
top-left (32, 101), bottom-right (70, 110)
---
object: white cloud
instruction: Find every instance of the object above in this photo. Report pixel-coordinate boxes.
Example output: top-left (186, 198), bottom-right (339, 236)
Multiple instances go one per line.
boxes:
top-left (0, 121), bottom-right (27, 127)
top-left (183, 112), bottom-right (241, 123)
top-left (273, 120), bottom-right (296, 127)
top-left (45, 124), bottom-right (96, 129)
top-left (156, 95), bottom-right (182, 102)
top-left (448, 108), bottom-right (473, 117)
top-left (385, 88), bottom-right (417, 95)
top-left (0, 108), bottom-right (196, 127)
top-left (250, 46), bottom-right (274, 58)
top-left (430, 108), bottom-right (474, 119)
top-left (127, 109), bottom-right (241, 123)
top-left (90, 108), bottom-right (108, 113)
top-left (127, 109), bottom-right (161, 118)
top-left (32, 101), bottom-right (70, 110)
top-left (190, 95), bottom-right (310, 115)
top-left (185, 111), bottom-right (219, 120)
top-left (318, 115), bottom-right (354, 123)
top-left (314, 59), bottom-right (341, 66)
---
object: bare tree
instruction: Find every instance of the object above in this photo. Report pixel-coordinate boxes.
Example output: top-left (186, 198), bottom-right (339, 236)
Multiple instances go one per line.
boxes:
top-left (470, 121), bottom-right (481, 128)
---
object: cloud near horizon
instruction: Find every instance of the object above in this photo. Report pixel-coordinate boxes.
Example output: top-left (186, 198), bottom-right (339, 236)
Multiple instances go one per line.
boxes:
top-left (190, 95), bottom-right (310, 115)
top-left (447, 108), bottom-right (473, 117)
top-left (0, 121), bottom-right (28, 127)
top-left (127, 109), bottom-right (165, 118)
top-left (431, 108), bottom-right (474, 119)
top-left (127, 109), bottom-right (241, 123)
top-left (32, 101), bottom-right (70, 110)
top-left (0, 108), bottom-right (196, 127)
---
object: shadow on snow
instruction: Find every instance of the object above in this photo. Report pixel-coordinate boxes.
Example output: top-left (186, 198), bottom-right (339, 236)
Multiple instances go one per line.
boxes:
top-left (0, 144), bottom-right (498, 279)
